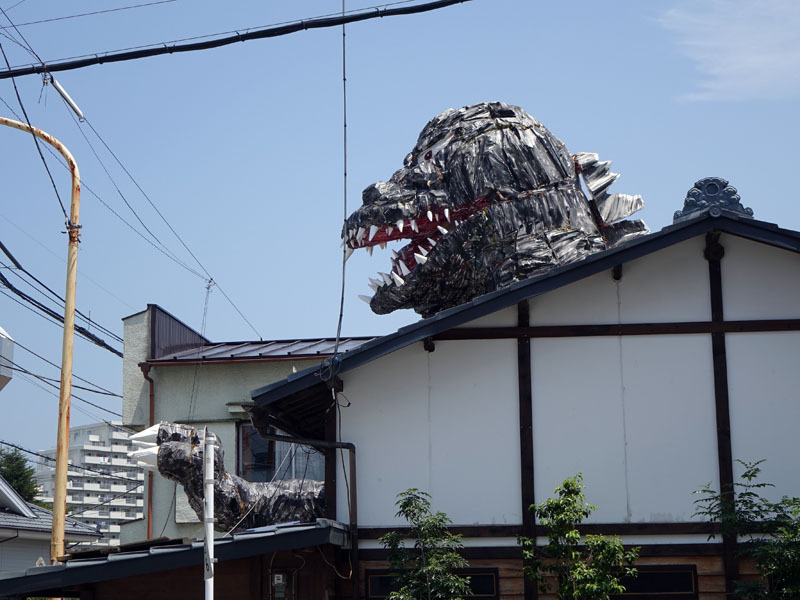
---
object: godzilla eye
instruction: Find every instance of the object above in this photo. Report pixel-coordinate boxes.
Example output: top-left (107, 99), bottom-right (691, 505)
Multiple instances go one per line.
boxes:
top-left (424, 150), bottom-right (433, 161)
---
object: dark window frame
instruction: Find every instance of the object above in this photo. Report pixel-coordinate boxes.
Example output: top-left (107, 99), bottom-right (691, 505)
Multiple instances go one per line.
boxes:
top-left (366, 567), bottom-right (499, 599)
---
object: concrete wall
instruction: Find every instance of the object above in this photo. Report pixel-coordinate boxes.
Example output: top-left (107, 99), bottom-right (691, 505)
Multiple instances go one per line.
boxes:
top-left (122, 309), bottom-right (150, 428)
top-left (333, 234), bottom-right (800, 529)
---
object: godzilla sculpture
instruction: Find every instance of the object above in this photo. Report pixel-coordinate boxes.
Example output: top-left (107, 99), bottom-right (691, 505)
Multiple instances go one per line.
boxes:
top-left (130, 422), bottom-right (324, 532)
top-left (343, 102), bottom-right (649, 317)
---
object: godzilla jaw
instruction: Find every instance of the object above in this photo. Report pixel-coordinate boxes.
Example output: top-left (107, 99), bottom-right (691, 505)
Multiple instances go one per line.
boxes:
top-left (343, 197), bottom-right (489, 302)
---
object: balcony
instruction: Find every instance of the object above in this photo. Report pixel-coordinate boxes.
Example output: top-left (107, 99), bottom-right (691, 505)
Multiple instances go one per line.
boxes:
top-left (84, 456), bottom-right (110, 465)
top-left (82, 444), bottom-right (111, 453)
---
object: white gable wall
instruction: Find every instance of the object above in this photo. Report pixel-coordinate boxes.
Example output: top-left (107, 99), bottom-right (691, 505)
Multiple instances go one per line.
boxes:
top-left (338, 340), bottom-right (520, 526)
top-left (332, 233), bottom-right (799, 529)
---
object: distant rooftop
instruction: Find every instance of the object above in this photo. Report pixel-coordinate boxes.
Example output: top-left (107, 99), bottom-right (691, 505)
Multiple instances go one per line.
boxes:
top-left (148, 337), bottom-right (374, 365)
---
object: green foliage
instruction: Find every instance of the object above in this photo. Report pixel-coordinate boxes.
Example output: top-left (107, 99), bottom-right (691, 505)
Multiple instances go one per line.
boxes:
top-left (518, 474), bottom-right (639, 600)
top-left (379, 489), bottom-right (471, 600)
top-left (694, 460), bottom-right (800, 599)
top-left (0, 447), bottom-right (38, 502)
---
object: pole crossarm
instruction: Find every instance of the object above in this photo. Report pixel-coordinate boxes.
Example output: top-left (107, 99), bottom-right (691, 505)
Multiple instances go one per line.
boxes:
top-left (0, 116), bottom-right (81, 564)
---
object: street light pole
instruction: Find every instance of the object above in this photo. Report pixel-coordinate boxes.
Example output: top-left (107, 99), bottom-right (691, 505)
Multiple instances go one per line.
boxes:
top-left (0, 116), bottom-right (80, 564)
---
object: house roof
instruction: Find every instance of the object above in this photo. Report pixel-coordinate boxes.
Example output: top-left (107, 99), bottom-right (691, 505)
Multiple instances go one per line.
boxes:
top-left (148, 336), bottom-right (374, 365)
top-left (0, 475), bottom-right (98, 539)
top-left (0, 519), bottom-right (348, 598)
top-left (249, 210), bottom-right (800, 439)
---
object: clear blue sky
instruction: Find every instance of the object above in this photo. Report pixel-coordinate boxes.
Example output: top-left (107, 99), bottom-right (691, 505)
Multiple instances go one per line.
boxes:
top-left (1, 0), bottom-right (798, 452)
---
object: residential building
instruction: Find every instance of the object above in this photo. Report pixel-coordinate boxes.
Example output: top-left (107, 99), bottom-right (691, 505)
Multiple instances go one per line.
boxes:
top-left (34, 422), bottom-right (145, 548)
top-left (120, 304), bottom-right (371, 543)
top-left (0, 474), bottom-right (97, 573)
top-left (7, 179), bottom-right (799, 600)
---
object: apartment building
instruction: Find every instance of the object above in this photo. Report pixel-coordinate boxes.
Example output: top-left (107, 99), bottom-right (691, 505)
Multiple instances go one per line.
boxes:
top-left (35, 422), bottom-right (145, 548)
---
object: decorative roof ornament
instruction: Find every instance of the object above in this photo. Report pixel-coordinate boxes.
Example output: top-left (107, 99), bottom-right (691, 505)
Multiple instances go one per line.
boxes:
top-left (673, 177), bottom-right (753, 223)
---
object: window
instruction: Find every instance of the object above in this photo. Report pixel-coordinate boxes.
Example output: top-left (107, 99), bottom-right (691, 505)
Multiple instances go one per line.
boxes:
top-left (238, 423), bottom-right (324, 483)
top-left (366, 568), bottom-right (499, 599)
top-left (615, 565), bottom-right (698, 600)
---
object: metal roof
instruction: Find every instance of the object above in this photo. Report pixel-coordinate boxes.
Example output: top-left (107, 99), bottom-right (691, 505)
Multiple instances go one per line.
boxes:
top-left (0, 519), bottom-right (348, 597)
top-left (249, 210), bottom-right (800, 438)
top-left (148, 336), bottom-right (374, 364)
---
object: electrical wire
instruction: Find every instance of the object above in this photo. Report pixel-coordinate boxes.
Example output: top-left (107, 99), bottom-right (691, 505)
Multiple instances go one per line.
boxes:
top-left (6, 357), bottom-right (123, 416)
top-left (12, 336), bottom-right (121, 396)
top-left (0, 42), bottom-right (68, 220)
top-left (0, 269), bottom-right (123, 356)
top-left (0, 244), bottom-right (124, 343)
top-left (0, 1), bottom-right (177, 29)
top-left (0, 441), bottom-right (141, 483)
top-left (2, 363), bottom-right (121, 397)
top-left (0, 0), bottom-right (472, 79)
top-left (67, 481), bottom-right (144, 517)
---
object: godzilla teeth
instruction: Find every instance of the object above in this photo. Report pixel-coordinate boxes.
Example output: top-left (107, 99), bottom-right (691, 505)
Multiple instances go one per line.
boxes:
top-left (356, 227), bottom-right (365, 243)
top-left (339, 238), bottom-right (345, 248)
top-left (419, 246), bottom-right (428, 256)
top-left (427, 238), bottom-right (437, 246)
top-left (399, 261), bottom-right (411, 276)
top-left (369, 277), bottom-right (384, 289)
top-left (358, 294), bottom-right (372, 305)
top-left (379, 272), bottom-right (393, 285)
top-left (368, 280), bottom-right (378, 292)
top-left (391, 272), bottom-right (405, 286)
top-left (444, 208), bottom-right (450, 222)
top-left (368, 225), bottom-right (379, 241)
top-left (344, 246), bottom-right (354, 261)
top-left (379, 242), bottom-right (386, 250)
top-left (386, 226), bottom-right (393, 236)
top-left (396, 220), bottom-right (404, 232)
top-left (392, 249), bottom-right (400, 259)
top-left (437, 225), bottom-right (448, 235)
top-left (367, 246), bottom-right (373, 256)
top-left (414, 253), bottom-right (427, 265)
top-left (410, 219), bottom-right (418, 233)
top-left (427, 210), bottom-right (434, 222)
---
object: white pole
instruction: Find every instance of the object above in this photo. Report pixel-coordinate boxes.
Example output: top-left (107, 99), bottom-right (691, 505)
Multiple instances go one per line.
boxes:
top-left (203, 428), bottom-right (215, 600)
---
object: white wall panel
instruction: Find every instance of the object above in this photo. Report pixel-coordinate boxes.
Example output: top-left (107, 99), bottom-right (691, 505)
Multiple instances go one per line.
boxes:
top-left (532, 338), bottom-right (628, 523)
top-left (621, 336), bottom-right (718, 522)
top-left (532, 335), bottom-right (719, 523)
top-left (457, 306), bottom-right (517, 328)
top-left (727, 332), bottom-right (800, 501)
top-left (339, 340), bottom-right (520, 526)
top-left (720, 235), bottom-right (800, 320)
top-left (530, 237), bottom-right (710, 326)
top-left (618, 237), bottom-right (710, 324)
top-left (429, 341), bottom-right (520, 525)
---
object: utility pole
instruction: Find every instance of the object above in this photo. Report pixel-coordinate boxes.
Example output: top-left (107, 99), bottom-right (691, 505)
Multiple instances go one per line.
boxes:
top-left (0, 116), bottom-right (80, 564)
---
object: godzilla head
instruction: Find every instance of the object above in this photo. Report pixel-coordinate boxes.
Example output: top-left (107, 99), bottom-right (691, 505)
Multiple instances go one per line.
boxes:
top-left (343, 102), bottom-right (647, 318)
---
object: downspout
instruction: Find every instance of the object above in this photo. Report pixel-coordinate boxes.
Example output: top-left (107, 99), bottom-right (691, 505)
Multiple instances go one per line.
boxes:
top-left (0, 531), bottom-right (19, 545)
top-left (257, 432), bottom-right (358, 600)
top-left (139, 362), bottom-right (155, 540)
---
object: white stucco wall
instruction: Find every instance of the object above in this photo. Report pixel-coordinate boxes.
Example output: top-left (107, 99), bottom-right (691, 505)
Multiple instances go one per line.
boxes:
top-left (338, 340), bottom-right (521, 526)
top-left (122, 309), bottom-right (150, 427)
top-left (0, 537), bottom-right (49, 573)
top-left (727, 331), bottom-right (800, 502)
top-left (720, 234), bottom-right (800, 320)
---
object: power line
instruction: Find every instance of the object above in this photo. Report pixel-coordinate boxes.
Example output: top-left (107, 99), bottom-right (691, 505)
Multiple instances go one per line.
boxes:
top-left (0, 42), bottom-right (68, 220)
top-left (0, 440), bottom-right (140, 483)
top-left (13, 336), bottom-right (121, 397)
top-left (81, 117), bottom-right (263, 339)
top-left (0, 269), bottom-right (123, 356)
top-left (3, 363), bottom-right (121, 397)
top-left (6, 357), bottom-right (123, 416)
top-left (0, 0), bottom-right (471, 79)
top-left (0, 1), bottom-right (177, 29)
top-left (0, 241), bottom-right (124, 343)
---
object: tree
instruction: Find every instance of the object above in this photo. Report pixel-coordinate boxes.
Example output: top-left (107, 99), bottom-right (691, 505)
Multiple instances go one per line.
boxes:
top-left (694, 460), bottom-right (800, 599)
top-left (379, 489), bottom-right (471, 600)
top-left (0, 447), bottom-right (39, 502)
top-left (518, 474), bottom-right (639, 600)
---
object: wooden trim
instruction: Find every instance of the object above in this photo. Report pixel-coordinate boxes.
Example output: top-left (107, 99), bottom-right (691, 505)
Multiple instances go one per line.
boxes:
top-left (433, 319), bottom-right (800, 341)
top-left (517, 302), bottom-right (536, 600)
top-left (705, 232), bottom-right (739, 594)
top-left (358, 543), bottom-right (725, 561)
top-left (358, 522), bottom-right (717, 539)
